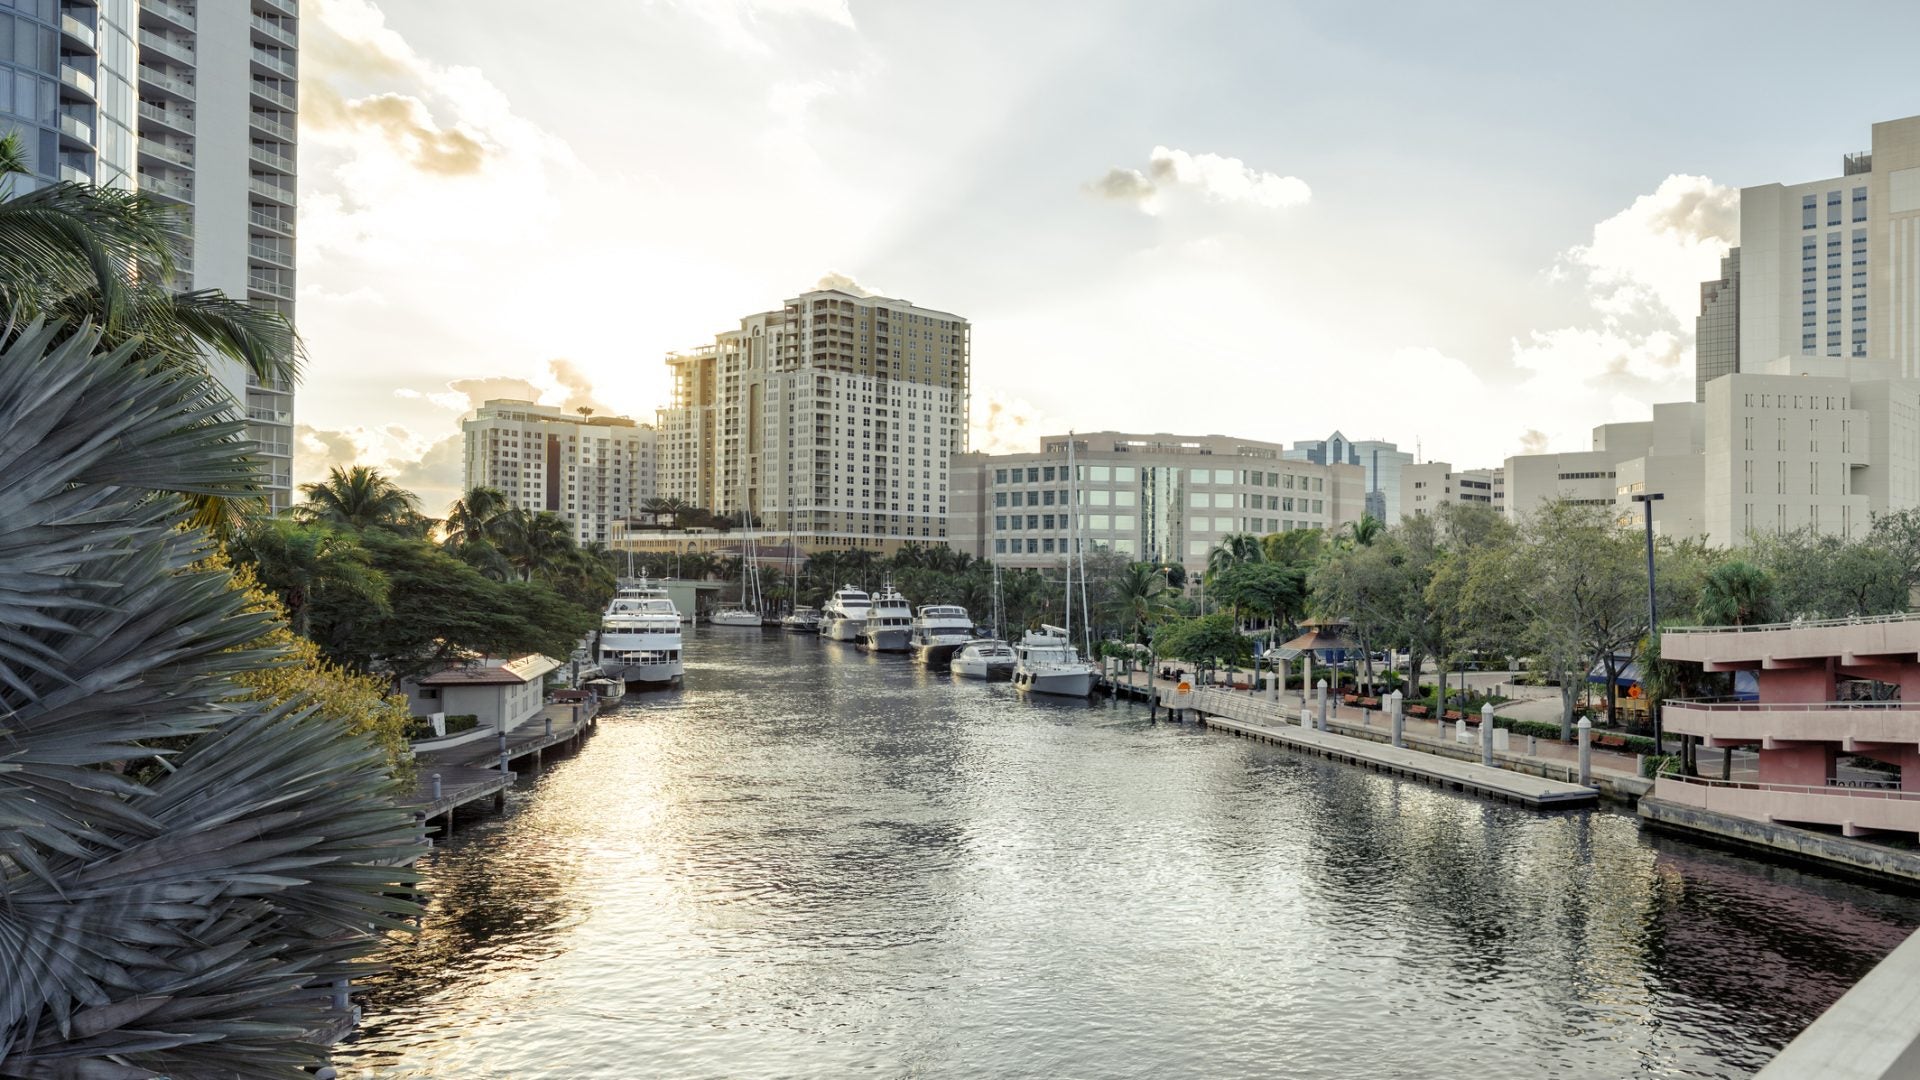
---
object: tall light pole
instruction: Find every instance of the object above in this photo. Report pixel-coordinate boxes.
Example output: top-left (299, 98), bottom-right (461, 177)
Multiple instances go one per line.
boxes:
top-left (1632, 491), bottom-right (1664, 754)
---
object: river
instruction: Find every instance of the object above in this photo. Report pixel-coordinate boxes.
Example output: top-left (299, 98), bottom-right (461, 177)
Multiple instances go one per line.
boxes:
top-left (334, 630), bottom-right (1920, 1078)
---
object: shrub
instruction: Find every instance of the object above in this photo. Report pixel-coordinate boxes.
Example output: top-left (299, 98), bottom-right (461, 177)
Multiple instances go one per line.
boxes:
top-left (405, 713), bottom-right (481, 741)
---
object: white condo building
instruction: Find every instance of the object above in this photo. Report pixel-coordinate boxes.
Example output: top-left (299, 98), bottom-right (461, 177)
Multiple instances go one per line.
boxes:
top-left (657, 288), bottom-right (969, 552)
top-left (462, 400), bottom-right (659, 547)
top-left (1399, 462), bottom-right (1504, 519)
top-left (0, 0), bottom-right (301, 509)
top-left (950, 431), bottom-right (1365, 574)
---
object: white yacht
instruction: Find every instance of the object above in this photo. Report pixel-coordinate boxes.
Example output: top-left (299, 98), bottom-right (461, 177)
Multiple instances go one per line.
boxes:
top-left (709, 606), bottom-right (764, 627)
top-left (598, 580), bottom-right (684, 686)
top-left (820, 585), bottom-right (871, 642)
top-left (781, 606), bottom-right (822, 632)
top-left (1012, 625), bottom-right (1097, 697)
top-left (951, 638), bottom-right (1016, 680)
top-left (911, 604), bottom-right (975, 666)
top-left (861, 583), bottom-right (913, 652)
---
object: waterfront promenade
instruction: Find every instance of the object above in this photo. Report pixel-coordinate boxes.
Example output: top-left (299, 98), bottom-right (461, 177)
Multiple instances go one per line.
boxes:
top-left (402, 701), bottom-right (598, 838)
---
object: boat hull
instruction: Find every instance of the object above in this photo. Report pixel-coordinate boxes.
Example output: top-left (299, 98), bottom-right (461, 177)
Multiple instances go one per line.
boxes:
top-left (709, 613), bottom-right (764, 627)
top-left (915, 641), bottom-right (965, 667)
top-left (862, 628), bottom-right (911, 652)
top-left (952, 656), bottom-right (1014, 680)
top-left (1013, 668), bottom-right (1095, 697)
top-left (822, 618), bottom-right (866, 642)
top-left (605, 660), bottom-right (683, 686)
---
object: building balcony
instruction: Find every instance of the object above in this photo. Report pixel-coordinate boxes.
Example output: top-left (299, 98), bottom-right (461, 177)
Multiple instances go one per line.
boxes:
top-left (247, 269), bottom-right (293, 300)
top-left (58, 163), bottom-right (91, 184)
top-left (255, 0), bottom-right (299, 17)
top-left (1653, 773), bottom-right (1920, 837)
top-left (1663, 611), bottom-right (1920, 668)
top-left (247, 406), bottom-right (291, 424)
top-left (138, 100), bottom-right (194, 135)
top-left (142, 0), bottom-right (197, 32)
top-left (58, 64), bottom-right (96, 100)
top-left (249, 207), bottom-right (293, 235)
top-left (139, 29), bottom-right (195, 65)
top-left (57, 112), bottom-right (93, 149)
top-left (250, 48), bottom-right (296, 80)
top-left (60, 14), bottom-right (96, 51)
top-left (250, 111), bottom-right (295, 141)
top-left (138, 137), bottom-right (193, 169)
top-left (249, 80), bottom-right (296, 111)
top-left (137, 171), bottom-right (193, 203)
top-left (248, 239), bottom-right (292, 267)
top-left (1663, 699), bottom-right (1920, 749)
top-left (250, 14), bottom-right (296, 47)
top-left (248, 175), bottom-right (293, 204)
top-left (249, 144), bottom-right (295, 173)
top-left (137, 65), bottom-right (195, 102)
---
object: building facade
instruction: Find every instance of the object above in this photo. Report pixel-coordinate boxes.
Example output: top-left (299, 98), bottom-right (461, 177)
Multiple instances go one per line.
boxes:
top-left (658, 288), bottom-right (969, 551)
top-left (1730, 115), bottom-right (1920, 379)
top-left (2, 0), bottom-right (301, 509)
top-left (462, 399), bottom-right (659, 547)
top-left (1284, 431), bottom-right (1411, 522)
top-left (950, 431), bottom-right (1365, 573)
top-left (1695, 249), bottom-right (1740, 402)
top-left (1398, 462), bottom-right (1504, 519)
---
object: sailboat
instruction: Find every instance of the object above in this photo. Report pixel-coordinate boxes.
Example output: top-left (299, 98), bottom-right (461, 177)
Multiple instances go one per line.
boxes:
top-left (711, 374), bottom-right (765, 627)
top-left (952, 561), bottom-right (1013, 680)
top-left (1013, 434), bottom-right (1099, 697)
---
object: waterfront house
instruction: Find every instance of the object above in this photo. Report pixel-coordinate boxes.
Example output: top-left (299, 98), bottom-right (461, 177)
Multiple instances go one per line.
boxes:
top-left (403, 654), bottom-right (562, 734)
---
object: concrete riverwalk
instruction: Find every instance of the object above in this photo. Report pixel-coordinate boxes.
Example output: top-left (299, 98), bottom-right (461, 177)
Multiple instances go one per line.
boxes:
top-left (403, 701), bottom-right (599, 839)
top-left (1184, 689), bottom-right (1599, 810)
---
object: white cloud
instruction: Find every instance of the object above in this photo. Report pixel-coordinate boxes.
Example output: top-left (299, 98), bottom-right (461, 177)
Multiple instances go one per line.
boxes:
top-left (971, 392), bottom-right (1066, 456)
top-left (1561, 173), bottom-right (1737, 326)
top-left (1089, 146), bottom-right (1311, 216)
top-left (668, 0), bottom-right (856, 54)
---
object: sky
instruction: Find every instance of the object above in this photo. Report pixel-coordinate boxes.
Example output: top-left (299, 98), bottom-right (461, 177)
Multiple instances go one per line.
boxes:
top-left (291, 0), bottom-right (1920, 513)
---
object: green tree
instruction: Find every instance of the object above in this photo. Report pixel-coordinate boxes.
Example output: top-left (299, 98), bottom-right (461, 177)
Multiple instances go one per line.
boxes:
top-left (444, 484), bottom-right (511, 549)
top-left (1213, 560), bottom-right (1308, 630)
top-left (227, 517), bottom-right (390, 637)
top-left (0, 323), bottom-right (420, 1076)
top-left (1102, 560), bottom-right (1176, 643)
top-left (1745, 527), bottom-right (1907, 619)
top-left (1152, 612), bottom-right (1253, 675)
top-left (1516, 500), bottom-right (1647, 734)
top-left (494, 508), bottom-right (575, 583)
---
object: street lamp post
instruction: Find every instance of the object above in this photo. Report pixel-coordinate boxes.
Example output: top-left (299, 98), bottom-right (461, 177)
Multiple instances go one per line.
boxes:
top-left (1632, 491), bottom-right (1664, 756)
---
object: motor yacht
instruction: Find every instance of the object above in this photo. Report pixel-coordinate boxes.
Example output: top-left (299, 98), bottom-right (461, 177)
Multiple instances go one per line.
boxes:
top-left (860, 583), bottom-right (913, 652)
top-left (820, 585), bottom-right (871, 642)
top-left (911, 604), bottom-right (975, 666)
top-left (950, 638), bottom-right (1016, 680)
top-left (597, 579), bottom-right (684, 686)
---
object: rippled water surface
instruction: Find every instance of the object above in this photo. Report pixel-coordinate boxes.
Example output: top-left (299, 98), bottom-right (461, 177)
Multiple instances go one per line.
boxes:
top-left (336, 632), bottom-right (1920, 1078)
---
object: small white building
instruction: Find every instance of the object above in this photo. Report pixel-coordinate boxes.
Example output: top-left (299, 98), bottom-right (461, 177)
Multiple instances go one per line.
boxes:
top-left (404, 654), bottom-right (562, 734)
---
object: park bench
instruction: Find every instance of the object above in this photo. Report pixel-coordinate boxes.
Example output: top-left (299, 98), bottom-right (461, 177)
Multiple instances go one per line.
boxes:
top-left (1407, 704), bottom-right (1430, 718)
top-left (1360, 697), bottom-right (1381, 710)
top-left (1342, 693), bottom-right (1360, 705)
top-left (1594, 734), bottom-right (1631, 750)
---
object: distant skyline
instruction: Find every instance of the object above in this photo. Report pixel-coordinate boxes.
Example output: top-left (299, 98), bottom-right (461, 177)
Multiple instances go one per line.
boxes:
top-left (291, 0), bottom-right (1920, 512)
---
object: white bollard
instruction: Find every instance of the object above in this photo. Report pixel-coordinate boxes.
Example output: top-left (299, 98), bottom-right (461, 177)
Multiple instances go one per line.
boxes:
top-left (1301, 705), bottom-right (1313, 729)
top-left (1577, 717), bottom-right (1593, 786)
top-left (1316, 679), bottom-right (1329, 731)
top-left (1389, 690), bottom-right (1404, 748)
top-left (1481, 703), bottom-right (1495, 766)
top-left (1527, 735), bottom-right (1537, 757)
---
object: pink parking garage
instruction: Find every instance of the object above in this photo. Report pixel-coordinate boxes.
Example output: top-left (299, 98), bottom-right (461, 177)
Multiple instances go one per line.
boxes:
top-left (1658, 614), bottom-right (1920, 839)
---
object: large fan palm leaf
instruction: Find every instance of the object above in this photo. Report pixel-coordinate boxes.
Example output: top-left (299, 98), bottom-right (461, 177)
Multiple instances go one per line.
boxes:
top-left (0, 323), bottom-right (425, 1078)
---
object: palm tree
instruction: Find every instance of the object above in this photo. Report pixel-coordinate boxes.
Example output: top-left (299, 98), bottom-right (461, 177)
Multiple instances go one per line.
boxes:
top-left (1343, 514), bottom-right (1384, 548)
top-left (297, 465), bottom-right (423, 533)
top-left (495, 508), bottom-right (575, 583)
top-left (0, 133), bottom-right (300, 388)
top-left (1103, 561), bottom-right (1174, 643)
top-left (1697, 560), bottom-right (1775, 627)
top-left (0, 322), bottom-right (422, 1076)
top-left (444, 485), bottom-right (511, 549)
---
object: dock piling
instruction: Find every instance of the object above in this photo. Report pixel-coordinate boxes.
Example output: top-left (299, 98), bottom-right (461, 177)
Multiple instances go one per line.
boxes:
top-left (1577, 717), bottom-right (1593, 786)
top-left (431, 773), bottom-right (442, 801)
top-left (1389, 690), bottom-right (1404, 748)
top-left (1316, 679), bottom-right (1328, 731)
top-left (1481, 704), bottom-right (1495, 766)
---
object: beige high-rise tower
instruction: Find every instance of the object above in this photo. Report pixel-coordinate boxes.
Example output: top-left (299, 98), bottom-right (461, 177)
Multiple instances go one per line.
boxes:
top-left (658, 287), bottom-right (971, 552)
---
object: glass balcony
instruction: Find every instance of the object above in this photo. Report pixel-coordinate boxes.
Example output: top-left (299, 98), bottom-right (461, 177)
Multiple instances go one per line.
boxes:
top-left (137, 65), bottom-right (196, 102)
top-left (250, 14), bottom-right (296, 47)
top-left (143, 0), bottom-right (197, 31)
top-left (138, 29), bottom-right (195, 65)
top-left (58, 65), bottom-right (97, 99)
top-left (249, 112), bottom-right (294, 141)
top-left (59, 14), bottom-right (96, 51)
top-left (250, 48), bottom-right (296, 79)
top-left (247, 175), bottom-right (293, 204)
top-left (138, 138), bottom-right (194, 169)
top-left (249, 80), bottom-right (295, 110)
top-left (248, 144), bottom-right (294, 173)
top-left (138, 100), bottom-right (194, 135)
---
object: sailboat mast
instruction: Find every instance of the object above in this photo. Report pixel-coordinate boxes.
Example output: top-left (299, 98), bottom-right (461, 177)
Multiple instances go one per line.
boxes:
top-left (1064, 435), bottom-right (1073, 642)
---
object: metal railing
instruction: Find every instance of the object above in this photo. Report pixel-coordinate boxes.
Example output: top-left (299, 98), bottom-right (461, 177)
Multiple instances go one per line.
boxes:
top-left (139, 100), bottom-right (194, 133)
top-left (251, 48), bottom-right (296, 79)
top-left (1665, 698), bottom-right (1920, 712)
top-left (250, 14), bottom-right (296, 46)
top-left (250, 112), bottom-right (295, 141)
top-left (1665, 610), bottom-right (1920, 635)
top-left (251, 80), bottom-right (296, 110)
top-left (248, 176), bottom-right (293, 203)
top-left (144, 0), bottom-right (197, 30)
top-left (1660, 773), bottom-right (1920, 802)
top-left (249, 144), bottom-right (294, 172)
top-left (249, 208), bottom-right (292, 233)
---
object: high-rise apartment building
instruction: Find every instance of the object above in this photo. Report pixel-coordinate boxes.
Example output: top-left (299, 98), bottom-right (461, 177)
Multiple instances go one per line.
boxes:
top-left (2, 0), bottom-right (300, 509)
top-left (1725, 115), bottom-right (1920, 382)
top-left (1283, 431), bottom-right (1412, 522)
top-left (658, 287), bottom-right (970, 551)
top-left (462, 399), bottom-right (659, 547)
top-left (950, 431), bottom-right (1365, 573)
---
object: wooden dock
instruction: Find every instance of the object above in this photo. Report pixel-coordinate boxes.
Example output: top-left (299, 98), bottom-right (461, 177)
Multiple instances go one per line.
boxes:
top-left (403, 702), bottom-right (600, 839)
top-left (1188, 690), bottom-right (1598, 810)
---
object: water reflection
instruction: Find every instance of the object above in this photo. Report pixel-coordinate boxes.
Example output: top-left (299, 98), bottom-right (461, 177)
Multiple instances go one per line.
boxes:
top-left (336, 632), bottom-right (1920, 1079)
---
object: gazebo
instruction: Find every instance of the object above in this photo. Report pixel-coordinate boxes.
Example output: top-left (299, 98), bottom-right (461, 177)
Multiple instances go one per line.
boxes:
top-left (1272, 618), bottom-right (1361, 694)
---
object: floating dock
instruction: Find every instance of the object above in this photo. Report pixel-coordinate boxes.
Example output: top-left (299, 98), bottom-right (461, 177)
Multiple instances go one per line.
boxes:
top-left (1188, 690), bottom-right (1599, 810)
